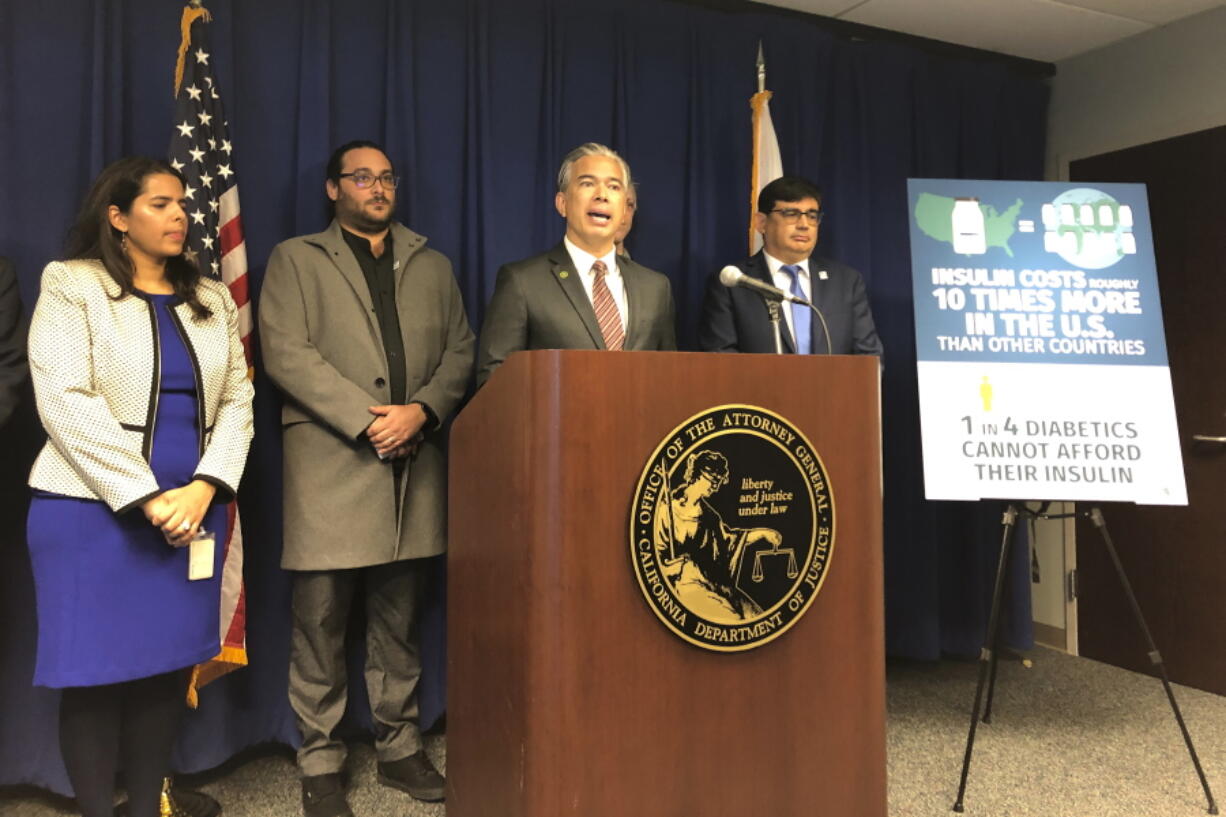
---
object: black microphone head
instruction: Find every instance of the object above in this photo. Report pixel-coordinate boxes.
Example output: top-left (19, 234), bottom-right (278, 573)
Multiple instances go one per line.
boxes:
top-left (718, 266), bottom-right (743, 287)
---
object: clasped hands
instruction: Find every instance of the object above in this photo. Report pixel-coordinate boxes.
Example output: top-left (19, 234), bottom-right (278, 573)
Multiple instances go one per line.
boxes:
top-left (366, 403), bottom-right (427, 460)
top-left (141, 479), bottom-right (217, 547)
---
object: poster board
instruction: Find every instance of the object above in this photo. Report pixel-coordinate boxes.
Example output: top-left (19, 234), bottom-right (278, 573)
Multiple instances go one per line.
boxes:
top-left (907, 178), bottom-right (1186, 505)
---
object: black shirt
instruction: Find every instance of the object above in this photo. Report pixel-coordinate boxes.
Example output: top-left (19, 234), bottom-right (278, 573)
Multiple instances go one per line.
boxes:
top-left (341, 227), bottom-right (407, 407)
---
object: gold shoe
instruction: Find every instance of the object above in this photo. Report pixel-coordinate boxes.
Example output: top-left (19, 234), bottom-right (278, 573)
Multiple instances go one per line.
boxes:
top-left (115, 778), bottom-right (221, 817)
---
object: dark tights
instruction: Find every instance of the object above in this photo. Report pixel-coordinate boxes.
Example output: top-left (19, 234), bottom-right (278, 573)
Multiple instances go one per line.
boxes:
top-left (58, 670), bottom-right (185, 817)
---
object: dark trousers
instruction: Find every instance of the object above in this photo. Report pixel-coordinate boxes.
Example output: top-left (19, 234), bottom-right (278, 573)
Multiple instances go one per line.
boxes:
top-left (288, 560), bottom-right (425, 776)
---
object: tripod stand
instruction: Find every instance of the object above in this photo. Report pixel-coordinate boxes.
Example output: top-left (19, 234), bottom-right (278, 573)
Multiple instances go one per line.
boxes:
top-left (951, 502), bottom-right (1218, 814)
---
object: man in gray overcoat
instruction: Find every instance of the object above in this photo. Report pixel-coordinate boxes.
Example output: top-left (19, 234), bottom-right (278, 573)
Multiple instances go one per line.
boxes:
top-left (260, 141), bottom-right (474, 817)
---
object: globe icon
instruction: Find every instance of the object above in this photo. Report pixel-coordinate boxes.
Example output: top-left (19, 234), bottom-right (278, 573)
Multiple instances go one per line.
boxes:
top-left (1046, 188), bottom-right (1134, 269)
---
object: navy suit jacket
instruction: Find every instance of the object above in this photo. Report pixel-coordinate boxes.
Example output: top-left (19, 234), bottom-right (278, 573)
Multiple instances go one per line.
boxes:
top-left (699, 250), bottom-right (882, 356)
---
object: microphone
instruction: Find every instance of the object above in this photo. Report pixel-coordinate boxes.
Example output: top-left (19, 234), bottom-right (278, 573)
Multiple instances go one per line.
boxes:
top-left (719, 265), bottom-right (833, 354)
top-left (718, 266), bottom-right (809, 305)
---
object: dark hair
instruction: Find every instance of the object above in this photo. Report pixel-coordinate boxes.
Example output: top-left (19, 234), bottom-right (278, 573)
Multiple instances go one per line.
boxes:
top-left (325, 140), bottom-right (392, 183)
top-left (65, 156), bottom-right (211, 318)
top-left (757, 176), bottom-right (822, 214)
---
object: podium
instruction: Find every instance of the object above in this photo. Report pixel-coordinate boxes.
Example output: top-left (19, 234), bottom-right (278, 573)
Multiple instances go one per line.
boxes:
top-left (447, 350), bottom-right (885, 817)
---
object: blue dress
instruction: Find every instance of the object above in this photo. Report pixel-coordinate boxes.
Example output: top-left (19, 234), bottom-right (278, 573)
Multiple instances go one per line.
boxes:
top-left (28, 293), bottom-right (226, 688)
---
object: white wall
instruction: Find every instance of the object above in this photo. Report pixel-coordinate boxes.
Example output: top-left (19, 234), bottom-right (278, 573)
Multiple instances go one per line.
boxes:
top-left (1046, 4), bottom-right (1226, 180)
top-left (1035, 6), bottom-right (1226, 649)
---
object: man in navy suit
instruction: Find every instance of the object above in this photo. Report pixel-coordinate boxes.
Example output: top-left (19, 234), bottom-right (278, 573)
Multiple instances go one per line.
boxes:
top-left (699, 176), bottom-right (882, 357)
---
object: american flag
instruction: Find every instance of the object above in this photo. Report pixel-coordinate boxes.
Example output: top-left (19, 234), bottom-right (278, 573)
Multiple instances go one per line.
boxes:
top-left (169, 2), bottom-right (251, 704)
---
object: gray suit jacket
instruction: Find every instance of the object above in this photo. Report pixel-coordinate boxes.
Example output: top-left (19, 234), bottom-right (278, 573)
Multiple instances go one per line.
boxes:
top-left (259, 220), bottom-right (475, 570)
top-left (476, 242), bottom-right (676, 386)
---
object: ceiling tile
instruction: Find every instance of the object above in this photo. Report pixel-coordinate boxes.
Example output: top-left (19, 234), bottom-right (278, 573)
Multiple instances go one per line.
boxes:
top-left (1054, 0), bottom-right (1226, 27)
top-left (834, 0), bottom-right (1151, 61)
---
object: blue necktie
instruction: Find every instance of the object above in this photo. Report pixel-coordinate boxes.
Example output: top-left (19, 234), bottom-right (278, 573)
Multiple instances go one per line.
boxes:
top-left (781, 265), bottom-right (810, 355)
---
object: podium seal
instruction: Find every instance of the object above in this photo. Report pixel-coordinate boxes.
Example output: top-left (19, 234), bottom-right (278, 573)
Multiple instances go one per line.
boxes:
top-left (630, 405), bottom-right (834, 651)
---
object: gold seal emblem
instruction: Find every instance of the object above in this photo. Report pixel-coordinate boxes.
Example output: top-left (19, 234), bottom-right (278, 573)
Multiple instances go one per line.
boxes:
top-left (630, 405), bottom-right (834, 651)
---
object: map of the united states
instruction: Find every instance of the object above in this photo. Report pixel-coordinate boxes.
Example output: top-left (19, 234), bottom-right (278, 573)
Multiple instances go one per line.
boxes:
top-left (915, 193), bottom-right (1024, 257)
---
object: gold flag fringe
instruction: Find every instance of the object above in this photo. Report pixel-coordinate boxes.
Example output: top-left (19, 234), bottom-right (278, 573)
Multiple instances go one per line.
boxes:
top-left (173, 5), bottom-right (211, 98)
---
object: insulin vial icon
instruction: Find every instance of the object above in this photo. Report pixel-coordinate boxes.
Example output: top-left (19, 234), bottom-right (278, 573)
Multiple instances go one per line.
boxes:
top-left (1118, 205), bottom-right (1134, 227)
top-left (1042, 204), bottom-right (1059, 251)
top-left (952, 197), bottom-right (987, 255)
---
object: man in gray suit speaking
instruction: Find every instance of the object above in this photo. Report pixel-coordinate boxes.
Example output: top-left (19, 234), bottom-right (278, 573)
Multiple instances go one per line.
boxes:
top-left (260, 141), bottom-right (474, 816)
top-left (476, 143), bottom-right (676, 386)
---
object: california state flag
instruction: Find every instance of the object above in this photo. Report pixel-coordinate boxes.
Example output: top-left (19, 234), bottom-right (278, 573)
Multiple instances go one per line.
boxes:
top-left (749, 60), bottom-right (783, 254)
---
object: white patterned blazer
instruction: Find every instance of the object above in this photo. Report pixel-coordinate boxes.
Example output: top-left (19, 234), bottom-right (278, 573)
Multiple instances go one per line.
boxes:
top-left (28, 259), bottom-right (254, 514)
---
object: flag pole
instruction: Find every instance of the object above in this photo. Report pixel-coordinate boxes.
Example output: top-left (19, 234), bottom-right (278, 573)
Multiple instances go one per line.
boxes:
top-left (757, 40), bottom-right (766, 93)
top-left (749, 43), bottom-right (773, 254)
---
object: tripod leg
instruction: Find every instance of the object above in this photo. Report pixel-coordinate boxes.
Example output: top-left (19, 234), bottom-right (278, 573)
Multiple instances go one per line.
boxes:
top-left (952, 504), bottom-right (1019, 813)
top-left (982, 638), bottom-right (1000, 724)
top-left (982, 581), bottom-right (1007, 725)
top-left (1090, 507), bottom-right (1219, 815)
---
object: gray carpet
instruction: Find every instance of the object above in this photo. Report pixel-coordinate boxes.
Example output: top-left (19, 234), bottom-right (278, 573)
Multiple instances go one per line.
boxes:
top-left (3, 648), bottom-right (1223, 816)
top-left (887, 648), bottom-right (1223, 816)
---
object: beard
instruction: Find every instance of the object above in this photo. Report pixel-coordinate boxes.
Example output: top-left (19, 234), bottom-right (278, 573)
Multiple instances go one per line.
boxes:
top-left (337, 193), bottom-right (395, 233)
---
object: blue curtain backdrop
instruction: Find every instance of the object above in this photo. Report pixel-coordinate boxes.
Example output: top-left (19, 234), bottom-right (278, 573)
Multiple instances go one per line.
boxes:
top-left (0, 0), bottom-right (1043, 794)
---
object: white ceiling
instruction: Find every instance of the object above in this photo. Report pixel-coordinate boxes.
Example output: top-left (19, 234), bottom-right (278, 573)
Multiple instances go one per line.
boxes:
top-left (755, 0), bottom-right (1226, 62)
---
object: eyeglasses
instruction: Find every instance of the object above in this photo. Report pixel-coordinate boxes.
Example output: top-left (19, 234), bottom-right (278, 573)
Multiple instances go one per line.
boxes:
top-left (338, 172), bottom-right (400, 189)
top-left (770, 208), bottom-right (824, 224)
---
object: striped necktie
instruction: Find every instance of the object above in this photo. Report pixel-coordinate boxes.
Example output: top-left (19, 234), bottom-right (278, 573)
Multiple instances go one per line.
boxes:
top-left (591, 260), bottom-right (625, 351)
top-left (781, 264), bottom-right (811, 355)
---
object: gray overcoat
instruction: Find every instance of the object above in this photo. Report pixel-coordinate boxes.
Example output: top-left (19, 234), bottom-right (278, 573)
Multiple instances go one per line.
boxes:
top-left (260, 220), bottom-right (475, 570)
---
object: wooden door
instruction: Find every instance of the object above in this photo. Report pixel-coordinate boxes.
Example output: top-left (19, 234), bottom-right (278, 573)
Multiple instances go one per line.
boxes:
top-left (1071, 126), bottom-right (1226, 695)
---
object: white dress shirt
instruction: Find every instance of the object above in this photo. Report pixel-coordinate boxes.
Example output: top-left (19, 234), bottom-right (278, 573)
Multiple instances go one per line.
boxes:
top-left (565, 236), bottom-right (628, 328)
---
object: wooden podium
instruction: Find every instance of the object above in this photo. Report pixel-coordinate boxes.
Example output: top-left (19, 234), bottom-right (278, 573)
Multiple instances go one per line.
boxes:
top-left (447, 350), bottom-right (885, 817)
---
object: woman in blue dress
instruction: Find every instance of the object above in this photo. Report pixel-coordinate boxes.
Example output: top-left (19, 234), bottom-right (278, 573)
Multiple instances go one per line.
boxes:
top-left (26, 157), bottom-right (254, 817)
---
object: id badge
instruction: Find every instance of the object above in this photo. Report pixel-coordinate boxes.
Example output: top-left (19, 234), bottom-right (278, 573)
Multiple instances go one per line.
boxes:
top-left (188, 529), bottom-right (216, 581)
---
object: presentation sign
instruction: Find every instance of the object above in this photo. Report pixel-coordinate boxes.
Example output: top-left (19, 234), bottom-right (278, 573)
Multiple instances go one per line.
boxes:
top-left (906, 179), bottom-right (1186, 505)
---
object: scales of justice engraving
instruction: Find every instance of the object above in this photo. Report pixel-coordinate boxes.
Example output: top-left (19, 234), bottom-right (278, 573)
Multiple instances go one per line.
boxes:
top-left (652, 450), bottom-right (799, 624)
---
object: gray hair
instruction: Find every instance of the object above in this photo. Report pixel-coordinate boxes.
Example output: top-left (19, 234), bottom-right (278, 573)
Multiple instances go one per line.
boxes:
top-left (556, 142), bottom-right (633, 193)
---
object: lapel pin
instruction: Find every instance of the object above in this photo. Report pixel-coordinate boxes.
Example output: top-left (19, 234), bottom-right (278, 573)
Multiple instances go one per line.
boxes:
top-left (817, 270), bottom-right (828, 280)
top-left (559, 270), bottom-right (570, 279)
top-left (393, 260), bottom-right (400, 270)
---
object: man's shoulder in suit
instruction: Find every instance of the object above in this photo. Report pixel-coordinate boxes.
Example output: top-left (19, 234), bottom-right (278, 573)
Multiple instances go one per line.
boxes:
top-left (806, 252), bottom-right (861, 277)
top-left (505, 242), bottom-right (565, 267)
